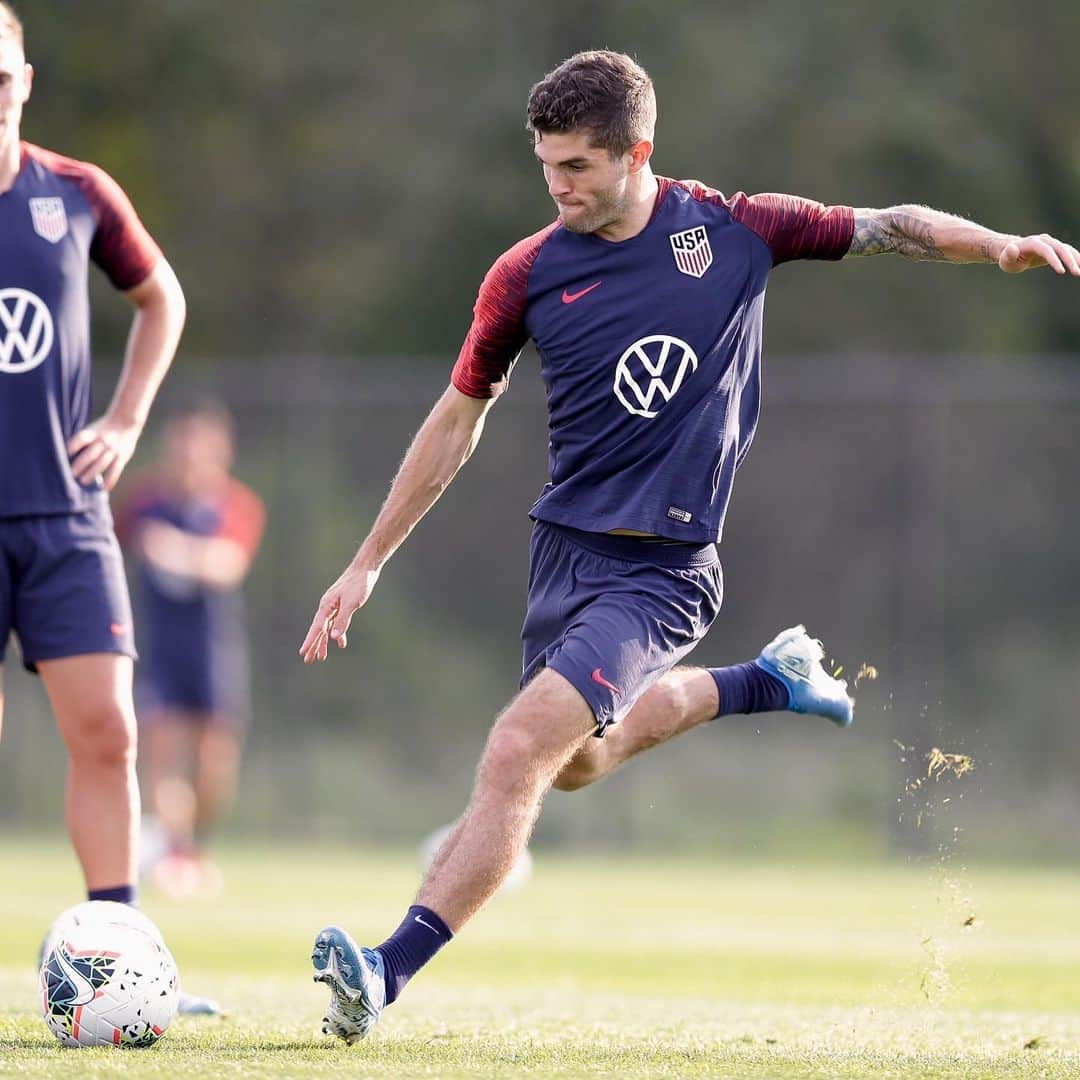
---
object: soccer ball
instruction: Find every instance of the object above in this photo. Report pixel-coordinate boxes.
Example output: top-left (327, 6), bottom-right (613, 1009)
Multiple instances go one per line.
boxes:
top-left (419, 823), bottom-right (534, 893)
top-left (39, 900), bottom-right (165, 961)
top-left (38, 902), bottom-right (179, 1048)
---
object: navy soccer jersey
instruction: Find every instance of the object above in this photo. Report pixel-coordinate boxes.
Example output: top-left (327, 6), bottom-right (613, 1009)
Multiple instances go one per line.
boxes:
top-left (116, 473), bottom-right (265, 719)
top-left (0, 142), bottom-right (161, 517)
top-left (452, 178), bottom-right (854, 542)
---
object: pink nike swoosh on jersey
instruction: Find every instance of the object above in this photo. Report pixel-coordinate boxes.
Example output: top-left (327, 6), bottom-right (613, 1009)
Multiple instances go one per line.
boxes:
top-left (591, 668), bottom-right (621, 694)
top-left (561, 281), bottom-right (602, 304)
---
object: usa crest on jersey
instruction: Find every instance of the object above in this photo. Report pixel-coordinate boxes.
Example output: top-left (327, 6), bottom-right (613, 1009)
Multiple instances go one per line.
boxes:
top-left (669, 225), bottom-right (712, 278)
top-left (28, 197), bottom-right (68, 244)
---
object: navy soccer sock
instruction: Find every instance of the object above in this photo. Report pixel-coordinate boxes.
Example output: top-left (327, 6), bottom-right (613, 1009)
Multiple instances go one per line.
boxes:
top-left (376, 905), bottom-right (453, 1005)
top-left (710, 661), bottom-right (790, 717)
top-left (87, 884), bottom-right (138, 905)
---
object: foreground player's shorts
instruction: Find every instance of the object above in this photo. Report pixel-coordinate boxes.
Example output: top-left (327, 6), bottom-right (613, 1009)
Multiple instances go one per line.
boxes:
top-left (521, 521), bottom-right (723, 736)
top-left (0, 500), bottom-right (136, 671)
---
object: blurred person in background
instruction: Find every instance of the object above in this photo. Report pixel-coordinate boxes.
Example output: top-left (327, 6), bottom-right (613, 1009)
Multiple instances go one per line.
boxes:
top-left (301, 48), bottom-right (1079, 1043)
top-left (116, 399), bottom-right (265, 898)
top-left (0, 0), bottom-right (185, 926)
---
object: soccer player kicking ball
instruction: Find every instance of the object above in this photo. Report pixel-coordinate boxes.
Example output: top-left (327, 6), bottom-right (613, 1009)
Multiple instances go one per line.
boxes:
top-left (300, 50), bottom-right (1080, 1042)
top-left (0, 3), bottom-right (214, 1015)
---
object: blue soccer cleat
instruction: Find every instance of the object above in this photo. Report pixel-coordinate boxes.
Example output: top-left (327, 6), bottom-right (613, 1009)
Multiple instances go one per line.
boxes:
top-left (755, 625), bottom-right (854, 728)
top-left (311, 926), bottom-right (386, 1044)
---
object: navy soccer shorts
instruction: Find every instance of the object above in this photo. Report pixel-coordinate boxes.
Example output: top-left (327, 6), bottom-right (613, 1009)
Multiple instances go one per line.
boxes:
top-left (0, 501), bottom-right (136, 670)
top-left (521, 522), bottom-right (723, 736)
top-left (137, 632), bottom-right (251, 727)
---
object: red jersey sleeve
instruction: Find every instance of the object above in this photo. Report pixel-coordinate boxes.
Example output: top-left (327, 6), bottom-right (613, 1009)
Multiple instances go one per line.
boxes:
top-left (451, 222), bottom-right (559, 399)
top-left (217, 480), bottom-right (266, 560)
top-left (81, 164), bottom-right (163, 290)
top-left (726, 192), bottom-right (854, 265)
top-left (24, 144), bottom-right (163, 290)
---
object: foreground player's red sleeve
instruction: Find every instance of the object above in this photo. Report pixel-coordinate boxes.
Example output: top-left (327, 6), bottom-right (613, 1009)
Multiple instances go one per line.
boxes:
top-left (727, 192), bottom-right (854, 265)
top-left (81, 164), bottom-right (164, 289)
top-left (451, 222), bottom-right (559, 399)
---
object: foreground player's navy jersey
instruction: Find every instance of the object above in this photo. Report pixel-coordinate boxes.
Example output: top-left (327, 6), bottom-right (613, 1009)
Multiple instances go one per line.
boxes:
top-left (452, 178), bottom-right (854, 541)
top-left (0, 142), bottom-right (161, 516)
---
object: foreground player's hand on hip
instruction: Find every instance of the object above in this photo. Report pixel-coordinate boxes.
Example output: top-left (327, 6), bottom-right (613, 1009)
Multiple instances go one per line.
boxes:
top-left (998, 234), bottom-right (1080, 275)
top-left (300, 565), bottom-right (381, 664)
top-left (67, 415), bottom-right (141, 490)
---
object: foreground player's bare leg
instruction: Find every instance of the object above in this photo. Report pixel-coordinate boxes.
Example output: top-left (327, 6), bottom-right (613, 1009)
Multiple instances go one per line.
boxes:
top-left (40, 654), bottom-right (139, 892)
top-left (416, 668), bottom-right (595, 927)
top-left (553, 665), bottom-right (717, 792)
top-left (312, 668), bottom-right (595, 1042)
top-left (555, 625), bottom-right (856, 792)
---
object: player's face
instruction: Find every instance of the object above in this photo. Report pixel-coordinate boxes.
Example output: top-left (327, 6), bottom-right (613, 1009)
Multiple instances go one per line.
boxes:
top-left (164, 415), bottom-right (233, 487)
top-left (0, 37), bottom-right (32, 143)
top-left (534, 130), bottom-right (633, 235)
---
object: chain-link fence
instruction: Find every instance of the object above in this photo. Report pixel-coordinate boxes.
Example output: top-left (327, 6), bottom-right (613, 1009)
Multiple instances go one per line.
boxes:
top-left (3, 351), bottom-right (1079, 858)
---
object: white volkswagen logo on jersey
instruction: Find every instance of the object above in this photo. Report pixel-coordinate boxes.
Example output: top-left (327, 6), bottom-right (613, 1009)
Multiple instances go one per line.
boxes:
top-left (0, 288), bottom-right (55, 374)
top-left (613, 334), bottom-right (699, 419)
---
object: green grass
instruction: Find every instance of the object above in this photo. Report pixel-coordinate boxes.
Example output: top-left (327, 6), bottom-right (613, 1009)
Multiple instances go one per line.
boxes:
top-left (2, 837), bottom-right (1079, 1077)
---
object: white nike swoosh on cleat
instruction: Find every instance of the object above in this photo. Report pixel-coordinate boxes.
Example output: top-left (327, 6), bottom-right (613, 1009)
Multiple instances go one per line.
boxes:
top-left (778, 657), bottom-right (813, 679)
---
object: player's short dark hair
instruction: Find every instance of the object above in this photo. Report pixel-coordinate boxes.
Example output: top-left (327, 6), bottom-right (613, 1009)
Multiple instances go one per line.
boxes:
top-left (526, 50), bottom-right (656, 157)
top-left (0, 1), bottom-right (23, 47)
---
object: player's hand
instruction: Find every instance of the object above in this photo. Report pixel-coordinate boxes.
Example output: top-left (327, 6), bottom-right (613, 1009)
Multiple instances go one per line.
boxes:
top-left (299, 564), bottom-right (381, 664)
top-left (67, 415), bottom-right (141, 491)
top-left (998, 234), bottom-right (1080, 275)
top-left (139, 520), bottom-right (196, 577)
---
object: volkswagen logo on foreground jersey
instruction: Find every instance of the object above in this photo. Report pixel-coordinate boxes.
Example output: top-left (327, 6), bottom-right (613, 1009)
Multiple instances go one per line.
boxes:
top-left (613, 334), bottom-right (699, 419)
top-left (0, 288), bottom-right (54, 374)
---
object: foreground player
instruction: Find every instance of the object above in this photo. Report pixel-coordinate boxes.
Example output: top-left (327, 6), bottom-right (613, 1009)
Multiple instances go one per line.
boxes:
top-left (0, 2), bottom-right (215, 1014)
top-left (300, 51), bottom-right (1080, 1041)
top-left (118, 400), bottom-right (265, 895)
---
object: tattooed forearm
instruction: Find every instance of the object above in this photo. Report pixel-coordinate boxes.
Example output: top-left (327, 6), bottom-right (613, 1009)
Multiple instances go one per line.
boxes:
top-left (848, 212), bottom-right (894, 256)
top-left (849, 208), bottom-right (945, 260)
top-left (847, 206), bottom-right (1012, 263)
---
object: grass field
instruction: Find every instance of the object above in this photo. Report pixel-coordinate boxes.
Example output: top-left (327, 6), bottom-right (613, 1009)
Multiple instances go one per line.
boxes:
top-left (2, 838), bottom-right (1079, 1078)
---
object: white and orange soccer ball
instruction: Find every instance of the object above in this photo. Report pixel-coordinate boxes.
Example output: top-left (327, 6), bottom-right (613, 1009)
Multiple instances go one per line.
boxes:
top-left (38, 901), bottom-right (179, 1048)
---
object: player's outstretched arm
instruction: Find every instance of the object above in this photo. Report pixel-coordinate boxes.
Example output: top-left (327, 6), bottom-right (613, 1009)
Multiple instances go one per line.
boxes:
top-left (67, 259), bottom-right (186, 490)
top-left (847, 207), bottom-right (1080, 275)
top-left (300, 384), bottom-right (494, 664)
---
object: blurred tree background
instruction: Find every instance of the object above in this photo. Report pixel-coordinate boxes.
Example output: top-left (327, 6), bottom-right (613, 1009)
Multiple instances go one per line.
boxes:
top-left (2, 1), bottom-right (1079, 860)
top-left (21, 0), bottom-right (1080, 356)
